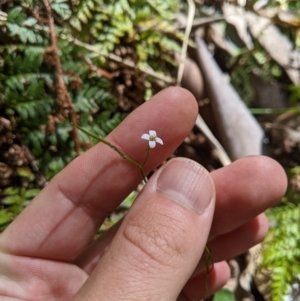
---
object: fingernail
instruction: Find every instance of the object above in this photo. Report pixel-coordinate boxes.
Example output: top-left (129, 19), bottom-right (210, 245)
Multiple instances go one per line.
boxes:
top-left (156, 159), bottom-right (214, 214)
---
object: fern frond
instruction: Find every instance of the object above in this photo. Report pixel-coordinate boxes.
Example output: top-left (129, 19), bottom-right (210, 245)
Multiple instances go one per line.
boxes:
top-left (0, 0), bottom-right (182, 232)
top-left (262, 203), bottom-right (300, 301)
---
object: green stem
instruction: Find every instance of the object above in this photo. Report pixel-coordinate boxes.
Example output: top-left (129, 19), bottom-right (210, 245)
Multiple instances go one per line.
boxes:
top-left (141, 169), bottom-right (147, 183)
top-left (75, 124), bottom-right (147, 182)
top-left (203, 246), bottom-right (214, 296)
top-left (142, 147), bottom-right (150, 168)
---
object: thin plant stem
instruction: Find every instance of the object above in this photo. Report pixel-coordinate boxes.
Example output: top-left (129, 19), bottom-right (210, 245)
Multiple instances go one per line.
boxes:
top-left (177, 0), bottom-right (195, 84)
top-left (141, 147), bottom-right (150, 168)
top-left (202, 246), bottom-right (214, 297)
top-left (74, 124), bottom-right (147, 182)
top-left (205, 246), bottom-right (214, 274)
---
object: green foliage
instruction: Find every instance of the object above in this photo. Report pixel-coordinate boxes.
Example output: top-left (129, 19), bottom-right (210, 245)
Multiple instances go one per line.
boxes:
top-left (268, 0), bottom-right (300, 9)
top-left (0, 0), bottom-right (180, 176)
top-left (262, 167), bottom-right (300, 301)
top-left (0, 186), bottom-right (41, 231)
top-left (289, 85), bottom-right (300, 105)
top-left (213, 289), bottom-right (235, 301)
top-left (0, 0), bottom-right (181, 229)
top-left (70, 0), bottom-right (181, 68)
top-left (230, 59), bottom-right (254, 106)
top-left (6, 7), bottom-right (46, 44)
top-left (230, 45), bottom-right (285, 105)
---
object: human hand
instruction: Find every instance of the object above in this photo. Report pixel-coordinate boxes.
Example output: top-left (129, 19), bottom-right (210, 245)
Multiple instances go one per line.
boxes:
top-left (0, 87), bottom-right (287, 301)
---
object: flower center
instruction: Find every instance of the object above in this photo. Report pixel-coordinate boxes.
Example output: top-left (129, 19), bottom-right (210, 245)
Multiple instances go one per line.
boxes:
top-left (149, 135), bottom-right (156, 141)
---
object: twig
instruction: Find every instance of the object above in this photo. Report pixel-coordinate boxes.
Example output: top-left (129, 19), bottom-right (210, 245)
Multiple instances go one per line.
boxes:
top-left (177, 16), bottom-right (225, 30)
top-left (177, 0), bottom-right (195, 84)
top-left (82, 56), bottom-right (114, 80)
top-left (43, 0), bottom-right (80, 156)
top-left (195, 115), bottom-right (231, 166)
top-left (71, 38), bottom-right (174, 84)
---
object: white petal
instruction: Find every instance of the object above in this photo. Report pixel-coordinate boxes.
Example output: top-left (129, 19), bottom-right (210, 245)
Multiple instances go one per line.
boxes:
top-left (155, 137), bottom-right (163, 145)
top-left (149, 130), bottom-right (156, 136)
top-left (141, 133), bottom-right (150, 140)
top-left (149, 140), bottom-right (156, 148)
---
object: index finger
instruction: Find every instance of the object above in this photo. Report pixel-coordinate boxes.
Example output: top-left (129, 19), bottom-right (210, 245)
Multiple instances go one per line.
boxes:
top-left (0, 87), bottom-right (198, 261)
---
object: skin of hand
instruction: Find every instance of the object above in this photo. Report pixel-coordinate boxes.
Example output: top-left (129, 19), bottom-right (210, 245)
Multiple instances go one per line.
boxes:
top-left (0, 87), bottom-right (287, 301)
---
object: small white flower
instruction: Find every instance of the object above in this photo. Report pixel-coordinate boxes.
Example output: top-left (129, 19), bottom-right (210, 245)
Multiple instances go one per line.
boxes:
top-left (141, 130), bottom-right (163, 149)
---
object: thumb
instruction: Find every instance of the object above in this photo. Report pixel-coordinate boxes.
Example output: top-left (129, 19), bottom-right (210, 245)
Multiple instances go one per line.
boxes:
top-left (74, 158), bottom-right (215, 301)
